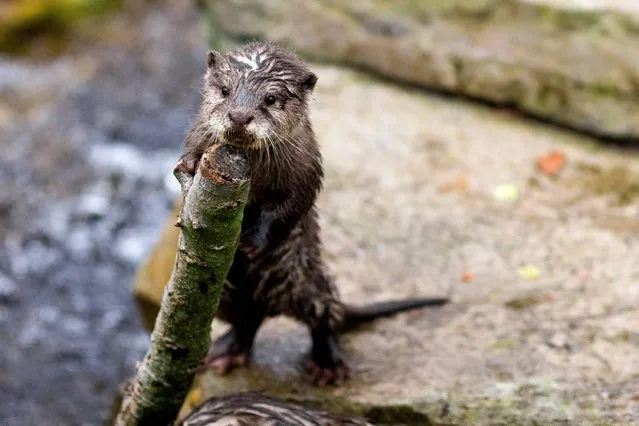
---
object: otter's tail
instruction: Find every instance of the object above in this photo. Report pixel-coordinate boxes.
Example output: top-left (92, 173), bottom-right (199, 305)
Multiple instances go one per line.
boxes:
top-left (340, 297), bottom-right (449, 333)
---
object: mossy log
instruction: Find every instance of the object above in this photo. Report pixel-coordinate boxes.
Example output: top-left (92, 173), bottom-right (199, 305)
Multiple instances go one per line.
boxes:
top-left (115, 145), bottom-right (251, 425)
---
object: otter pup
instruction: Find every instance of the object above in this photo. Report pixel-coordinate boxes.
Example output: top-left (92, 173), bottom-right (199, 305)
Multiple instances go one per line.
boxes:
top-left (179, 392), bottom-right (374, 426)
top-left (180, 41), bottom-right (448, 386)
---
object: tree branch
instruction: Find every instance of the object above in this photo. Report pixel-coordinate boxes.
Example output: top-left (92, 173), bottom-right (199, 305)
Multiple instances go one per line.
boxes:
top-left (115, 144), bottom-right (250, 426)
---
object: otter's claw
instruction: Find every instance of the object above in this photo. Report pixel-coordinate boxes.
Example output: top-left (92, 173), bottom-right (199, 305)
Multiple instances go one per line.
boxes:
top-left (306, 360), bottom-right (351, 387)
top-left (239, 232), bottom-right (268, 260)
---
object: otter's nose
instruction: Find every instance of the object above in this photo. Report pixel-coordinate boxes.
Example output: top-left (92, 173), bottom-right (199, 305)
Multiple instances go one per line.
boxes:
top-left (228, 111), bottom-right (254, 126)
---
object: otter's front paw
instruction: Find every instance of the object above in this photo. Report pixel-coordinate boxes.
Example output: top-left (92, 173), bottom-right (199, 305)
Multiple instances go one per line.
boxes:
top-left (176, 154), bottom-right (200, 175)
top-left (198, 328), bottom-right (252, 375)
top-left (239, 231), bottom-right (268, 260)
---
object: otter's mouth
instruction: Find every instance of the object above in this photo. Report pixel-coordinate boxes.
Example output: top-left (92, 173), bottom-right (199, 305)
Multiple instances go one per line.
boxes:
top-left (223, 128), bottom-right (260, 148)
top-left (224, 128), bottom-right (249, 142)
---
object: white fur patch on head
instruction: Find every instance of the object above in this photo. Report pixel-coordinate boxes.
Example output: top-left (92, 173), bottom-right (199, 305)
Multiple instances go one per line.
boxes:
top-left (236, 53), bottom-right (259, 70)
top-left (229, 49), bottom-right (269, 75)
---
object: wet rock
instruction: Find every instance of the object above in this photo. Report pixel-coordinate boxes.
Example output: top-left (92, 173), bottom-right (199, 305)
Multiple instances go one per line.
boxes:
top-left (88, 142), bottom-right (147, 180)
top-left (65, 225), bottom-right (97, 262)
top-left (20, 239), bottom-right (63, 276)
top-left (202, 0), bottom-right (639, 141)
top-left (75, 183), bottom-right (112, 221)
top-left (112, 226), bottom-right (156, 264)
top-left (0, 272), bottom-right (17, 302)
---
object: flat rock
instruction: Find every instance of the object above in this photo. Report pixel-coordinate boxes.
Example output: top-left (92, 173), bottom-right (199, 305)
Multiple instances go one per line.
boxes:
top-left (201, 0), bottom-right (639, 141)
top-left (145, 65), bottom-right (639, 424)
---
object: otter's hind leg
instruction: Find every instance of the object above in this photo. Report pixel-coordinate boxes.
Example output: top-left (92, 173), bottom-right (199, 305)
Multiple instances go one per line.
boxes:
top-left (201, 288), bottom-right (265, 375)
top-left (285, 278), bottom-right (351, 386)
top-left (202, 314), bottom-right (263, 375)
top-left (307, 325), bottom-right (351, 386)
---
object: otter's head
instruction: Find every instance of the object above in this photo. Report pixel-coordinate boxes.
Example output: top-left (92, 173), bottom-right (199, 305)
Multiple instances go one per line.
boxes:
top-left (201, 42), bottom-right (318, 149)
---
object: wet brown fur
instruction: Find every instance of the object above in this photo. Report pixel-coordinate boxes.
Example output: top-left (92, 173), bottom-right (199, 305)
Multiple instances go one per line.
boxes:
top-left (179, 392), bottom-right (374, 426)
top-left (180, 41), bottom-right (448, 386)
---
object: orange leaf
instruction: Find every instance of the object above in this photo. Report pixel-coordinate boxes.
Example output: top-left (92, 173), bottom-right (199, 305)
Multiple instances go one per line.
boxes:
top-left (537, 151), bottom-right (566, 177)
top-left (544, 293), bottom-right (556, 302)
top-left (438, 173), bottom-right (468, 193)
top-left (460, 271), bottom-right (474, 282)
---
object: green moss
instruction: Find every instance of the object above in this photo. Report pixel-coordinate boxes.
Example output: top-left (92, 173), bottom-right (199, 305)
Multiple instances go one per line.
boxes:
top-left (376, 0), bottom-right (497, 16)
top-left (605, 330), bottom-right (639, 345)
top-left (536, 82), bottom-right (569, 113)
top-left (505, 295), bottom-right (543, 310)
top-left (491, 339), bottom-right (516, 350)
top-left (370, 0), bottom-right (639, 37)
top-left (0, 0), bottom-right (121, 56)
top-left (612, 330), bottom-right (631, 342)
top-left (574, 163), bottom-right (639, 206)
top-left (536, 4), bottom-right (600, 32)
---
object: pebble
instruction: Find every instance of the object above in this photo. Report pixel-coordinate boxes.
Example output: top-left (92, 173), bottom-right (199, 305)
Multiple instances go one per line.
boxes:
top-left (547, 332), bottom-right (570, 349)
top-left (112, 228), bottom-right (151, 264)
top-left (75, 184), bottom-right (112, 220)
top-left (88, 142), bottom-right (145, 179)
top-left (0, 272), bottom-right (18, 301)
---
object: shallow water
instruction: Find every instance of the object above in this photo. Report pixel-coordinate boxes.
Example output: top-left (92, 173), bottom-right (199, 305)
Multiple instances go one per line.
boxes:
top-left (0, 3), bottom-right (208, 425)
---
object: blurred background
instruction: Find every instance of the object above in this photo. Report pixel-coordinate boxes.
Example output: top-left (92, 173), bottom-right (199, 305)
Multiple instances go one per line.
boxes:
top-left (1, 0), bottom-right (638, 425)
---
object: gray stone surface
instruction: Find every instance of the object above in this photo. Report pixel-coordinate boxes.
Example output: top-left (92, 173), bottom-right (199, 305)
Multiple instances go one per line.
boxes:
top-left (202, 0), bottom-right (639, 141)
top-left (191, 64), bottom-right (639, 425)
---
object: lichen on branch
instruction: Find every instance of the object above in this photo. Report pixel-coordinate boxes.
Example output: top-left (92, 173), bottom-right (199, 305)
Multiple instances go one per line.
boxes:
top-left (115, 144), bottom-right (251, 426)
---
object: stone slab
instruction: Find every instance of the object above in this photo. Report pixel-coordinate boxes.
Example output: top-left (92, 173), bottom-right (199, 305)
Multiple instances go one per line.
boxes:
top-left (201, 0), bottom-right (639, 141)
top-left (139, 63), bottom-right (639, 424)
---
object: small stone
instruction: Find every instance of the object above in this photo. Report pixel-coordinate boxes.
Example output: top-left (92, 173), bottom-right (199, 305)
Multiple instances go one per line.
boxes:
top-left (66, 226), bottom-right (95, 261)
top-left (113, 229), bottom-right (150, 264)
top-left (77, 193), bottom-right (110, 219)
top-left (99, 309), bottom-right (125, 333)
top-left (42, 203), bottom-right (71, 243)
top-left (22, 241), bottom-right (62, 275)
top-left (62, 315), bottom-right (89, 335)
top-left (88, 142), bottom-right (145, 179)
top-left (0, 272), bottom-right (18, 301)
top-left (547, 332), bottom-right (569, 349)
top-left (75, 182), bottom-right (112, 220)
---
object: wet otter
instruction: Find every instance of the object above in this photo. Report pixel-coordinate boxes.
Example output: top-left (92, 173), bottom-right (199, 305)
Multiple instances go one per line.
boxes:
top-left (180, 41), bottom-right (448, 386)
top-left (179, 391), bottom-right (374, 426)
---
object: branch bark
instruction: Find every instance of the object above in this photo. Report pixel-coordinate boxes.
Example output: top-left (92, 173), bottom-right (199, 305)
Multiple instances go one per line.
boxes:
top-left (115, 144), bottom-right (250, 426)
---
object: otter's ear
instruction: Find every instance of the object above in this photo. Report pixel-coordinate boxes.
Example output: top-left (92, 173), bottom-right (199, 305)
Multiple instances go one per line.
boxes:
top-left (207, 50), bottom-right (223, 69)
top-left (301, 72), bottom-right (318, 92)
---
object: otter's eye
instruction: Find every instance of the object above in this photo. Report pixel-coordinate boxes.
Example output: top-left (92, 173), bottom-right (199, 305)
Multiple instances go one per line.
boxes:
top-left (221, 86), bottom-right (229, 97)
top-left (265, 95), bottom-right (276, 106)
